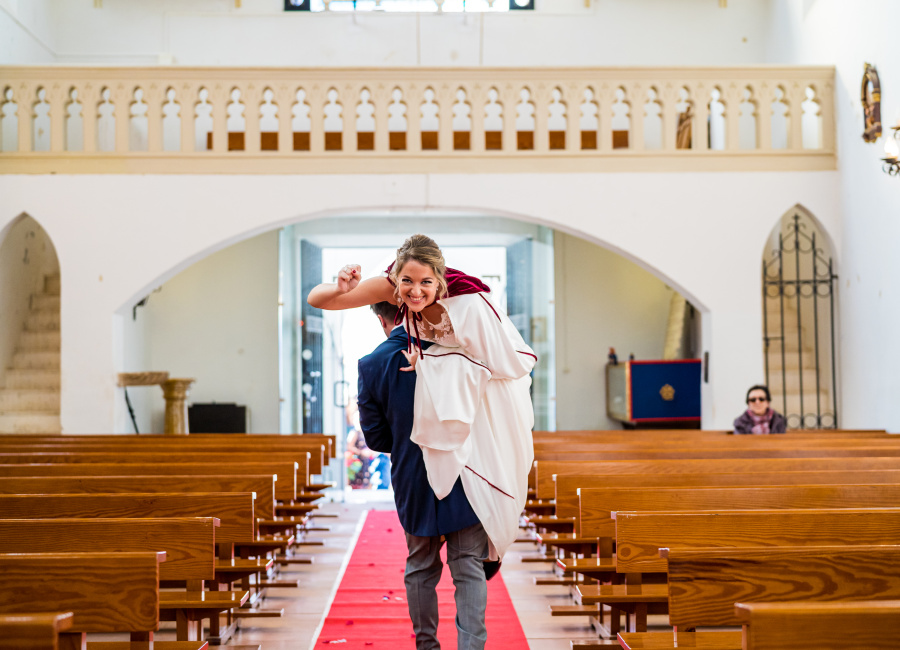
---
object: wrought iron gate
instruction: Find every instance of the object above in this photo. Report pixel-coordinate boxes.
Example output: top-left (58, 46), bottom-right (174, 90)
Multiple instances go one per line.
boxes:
top-left (762, 213), bottom-right (838, 429)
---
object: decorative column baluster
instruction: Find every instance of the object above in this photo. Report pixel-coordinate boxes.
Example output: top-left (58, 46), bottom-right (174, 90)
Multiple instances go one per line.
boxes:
top-left (308, 86), bottom-right (326, 154)
top-left (565, 83), bottom-right (581, 152)
top-left (145, 84), bottom-right (163, 153)
top-left (179, 83), bottom-right (196, 154)
top-left (276, 85), bottom-right (293, 153)
top-left (725, 84), bottom-right (742, 151)
top-left (373, 84), bottom-right (390, 152)
top-left (469, 84), bottom-right (485, 153)
top-left (692, 82), bottom-right (710, 152)
top-left (405, 83), bottom-right (421, 153)
top-left (597, 84), bottom-right (615, 152)
top-left (342, 84), bottom-right (357, 153)
top-left (788, 82), bottom-right (805, 151)
top-left (16, 82), bottom-right (32, 152)
top-left (436, 84), bottom-right (453, 153)
top-left (211, 84), bottom-right (228, 154)
top-left (534, 84), bottom-right (550, 153)
top-left (113, 84), bottom-right (130, 154)
top-left (501, 84), bottom-right (517, 152)
top-left (80, 84), bottom-right (98, 153)
top-left (661, 84), bottom-right (679, 151)
top-left (244, 84), bottom-right (261, 153)
top-left (756, 82), bottom-right (773, 152)
top-left (629, 82), bottom-right (645, 152)
top-left (49, 84), bottom-right (65, 152)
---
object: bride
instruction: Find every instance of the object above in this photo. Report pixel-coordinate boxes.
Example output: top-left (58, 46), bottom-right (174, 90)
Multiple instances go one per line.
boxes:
top-left (307, 233), bottom-right (535, 560)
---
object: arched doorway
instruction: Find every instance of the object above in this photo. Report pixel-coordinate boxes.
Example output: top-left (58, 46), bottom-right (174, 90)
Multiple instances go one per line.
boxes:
top-left (762, 206), bottom-right (838, 429)
top-left (0, 214), bottom-right (61, 433)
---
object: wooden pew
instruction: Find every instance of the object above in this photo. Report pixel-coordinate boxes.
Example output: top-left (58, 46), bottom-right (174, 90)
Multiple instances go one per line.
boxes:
top-left (0, 518), bottom-right (246, 643)
top-left (0, 460), bottom-right (303, 508)
top-left (0, 443), bottom-right (325, 479)
top-left (0, 475), bottom-right (276, 518)
top-left (603, 508), bottom-right (900, 647)
top-left (533, 446), bottom-right (900, 462)
top-left (534, 457), bottom-right (900, 501)
top-left (616, 545), bottom-right (900, 650)
top-left (0, 551), bottom-right (207, 650)
top-left (0, 612), bottom-right (74, 650)
top-left (0, 492), bottom-right (255, 558)
top-left (572, 485), bottom-right (900, 637)
top-left (735, 600), bottom-right (900, 650)
top-left (0, 453), bottom-right (307, 503)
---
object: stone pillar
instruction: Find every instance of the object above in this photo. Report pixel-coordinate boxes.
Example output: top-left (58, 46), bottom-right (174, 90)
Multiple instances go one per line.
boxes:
top-left (161, 378), bottom-right (195, 435)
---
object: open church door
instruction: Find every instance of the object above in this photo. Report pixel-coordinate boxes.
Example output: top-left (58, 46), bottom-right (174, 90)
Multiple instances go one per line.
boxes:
top-left (299, 239), bottom-right (324, 433)
top-left (506, 234), bottom-right (556, 431)
top-left (506, 238), bottom-right (533, 346)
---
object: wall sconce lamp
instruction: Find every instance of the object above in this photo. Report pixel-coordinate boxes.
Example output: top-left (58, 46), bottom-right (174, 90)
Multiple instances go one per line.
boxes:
top-left (883, 125), bottom-right (900, 176)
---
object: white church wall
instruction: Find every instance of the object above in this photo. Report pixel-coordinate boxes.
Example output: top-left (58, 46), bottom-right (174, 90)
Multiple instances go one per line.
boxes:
top-left (766, 0), bottom-right (900, 432)
top-left (0, 214), bottom-right (59, 388)
top-left (120, 229), bottom-right (280, 434)
top-left (45, 0), bottom-right (768, 67)
top-left (0, 1), bottom-right (56, 64)
top-left (554, 232), bottom-right (676, 431)
top-left (0, 170), bottom-right (840, 433)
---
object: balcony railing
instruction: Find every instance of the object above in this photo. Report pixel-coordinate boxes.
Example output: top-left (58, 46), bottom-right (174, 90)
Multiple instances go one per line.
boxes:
top-left (0, 66), bottom-right (835, 174)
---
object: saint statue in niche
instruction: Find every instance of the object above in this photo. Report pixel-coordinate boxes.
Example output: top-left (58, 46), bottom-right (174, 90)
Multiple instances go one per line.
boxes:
top-left (861, 63), bottom-right (882, 143)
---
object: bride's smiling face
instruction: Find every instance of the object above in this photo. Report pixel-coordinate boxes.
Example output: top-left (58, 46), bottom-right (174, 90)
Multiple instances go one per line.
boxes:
top-left (398, 259), bottom-right (437, 313)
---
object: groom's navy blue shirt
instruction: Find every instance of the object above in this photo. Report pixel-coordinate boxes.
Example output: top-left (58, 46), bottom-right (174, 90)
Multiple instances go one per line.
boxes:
top-left (357, 326), bottom-right (479, 537)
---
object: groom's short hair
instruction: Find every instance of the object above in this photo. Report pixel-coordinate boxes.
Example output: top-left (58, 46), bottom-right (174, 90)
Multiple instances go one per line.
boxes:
top-left (370, 301), bottom-right (400, 323)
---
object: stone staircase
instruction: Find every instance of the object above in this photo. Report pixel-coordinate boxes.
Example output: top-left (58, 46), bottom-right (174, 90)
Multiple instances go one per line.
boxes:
top-left (0, 274), bottom-right (61, 434)
top-left (764, 295), bottom-right (833, 427)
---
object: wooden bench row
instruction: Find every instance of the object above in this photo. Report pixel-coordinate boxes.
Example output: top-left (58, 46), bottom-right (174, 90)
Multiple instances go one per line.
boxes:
top-left (518, 431), bottom-right (900, 649)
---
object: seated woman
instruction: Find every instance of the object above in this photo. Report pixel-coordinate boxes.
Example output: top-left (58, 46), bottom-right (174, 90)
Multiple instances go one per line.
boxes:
top-left (733, 385), bottom-right (787, 434)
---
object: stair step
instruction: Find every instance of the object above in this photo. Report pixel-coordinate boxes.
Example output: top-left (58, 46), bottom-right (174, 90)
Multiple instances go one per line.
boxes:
top-left (9, 351), bottom-right (60, 370)
top-left (32, 295), bottom-right (60, 312)
top-left (4, 370), bottom-right (60, 390)
top-left (0, 389), bottom-right (59, 413)
top-left (43, 274), bottom-right (61, 296)
top-left (17, 331), bottom-right (60, 352)
top-left (0, 413), bottom-right (61, 434)
top-left (25, 311), bottom-right (60, 332)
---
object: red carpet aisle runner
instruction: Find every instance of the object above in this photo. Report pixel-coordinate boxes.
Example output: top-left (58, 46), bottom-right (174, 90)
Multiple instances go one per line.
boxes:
top-left (315, 510), bottom-right (529, 649)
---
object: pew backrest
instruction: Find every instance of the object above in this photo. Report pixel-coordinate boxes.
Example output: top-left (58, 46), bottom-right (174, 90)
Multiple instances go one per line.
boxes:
top-left (614, 508), bottom-right (900, 573)
top-left (0, 461), bottom-right (299, 504)
top-left (0, 552), bottom-right (162, 632)
top-left (0, 474), bottom-right (276, 517)
top-left (664, 545), bottom-right (900, 627)
top-left (535, 457), bottom-right (900, 500)
top-left (554, 470), bottom-right (900, 520)
top-left (0, 517), bottom-right (217, 580)
top-left (0, 492), bottom-right (255, 544)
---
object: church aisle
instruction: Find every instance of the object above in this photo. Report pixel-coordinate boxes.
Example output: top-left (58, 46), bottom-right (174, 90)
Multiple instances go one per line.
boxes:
top-left (226, 500), bottom-right (608, 649)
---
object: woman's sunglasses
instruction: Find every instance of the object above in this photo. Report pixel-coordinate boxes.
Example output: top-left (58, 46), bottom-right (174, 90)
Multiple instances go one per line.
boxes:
top-left (747, 397), bottom-right (769, 403)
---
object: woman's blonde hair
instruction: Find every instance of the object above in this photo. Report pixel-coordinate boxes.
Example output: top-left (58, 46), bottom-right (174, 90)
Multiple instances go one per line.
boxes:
top-left (389, 234), bottom-right (448, 304)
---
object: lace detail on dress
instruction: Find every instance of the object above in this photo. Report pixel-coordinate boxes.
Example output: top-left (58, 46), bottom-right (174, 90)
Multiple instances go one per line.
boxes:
top-left (418, 307), bottom-right (459, 347)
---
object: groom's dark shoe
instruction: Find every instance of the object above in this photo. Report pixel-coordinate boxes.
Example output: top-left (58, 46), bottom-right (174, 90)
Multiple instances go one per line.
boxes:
top-left (483, 560), bottom-right (502, 581)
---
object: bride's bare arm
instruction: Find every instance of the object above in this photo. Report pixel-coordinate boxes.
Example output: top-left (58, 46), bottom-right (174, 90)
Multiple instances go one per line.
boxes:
top-left (307, 265), bottom-right (395, 310)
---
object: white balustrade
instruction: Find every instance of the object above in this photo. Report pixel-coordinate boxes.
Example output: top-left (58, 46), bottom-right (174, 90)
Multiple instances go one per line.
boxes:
top-left (0, 66), bottom-right (835, 174)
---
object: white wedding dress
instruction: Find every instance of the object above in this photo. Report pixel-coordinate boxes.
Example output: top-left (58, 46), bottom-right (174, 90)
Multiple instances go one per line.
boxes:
top-left (407, 292), bottom-right (536, 560)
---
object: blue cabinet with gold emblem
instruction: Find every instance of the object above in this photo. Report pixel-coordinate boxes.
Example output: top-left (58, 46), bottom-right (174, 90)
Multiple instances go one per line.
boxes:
top-left (607, 360), bottom-right (701, 426)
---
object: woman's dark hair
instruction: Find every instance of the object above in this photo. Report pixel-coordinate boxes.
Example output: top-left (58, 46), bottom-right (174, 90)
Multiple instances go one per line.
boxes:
top-left (746, 384), bottom-right (772, 403)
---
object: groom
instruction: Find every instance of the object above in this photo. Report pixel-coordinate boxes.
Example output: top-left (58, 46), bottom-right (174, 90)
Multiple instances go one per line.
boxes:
top-left (357, 301), bottom-right (490, 650)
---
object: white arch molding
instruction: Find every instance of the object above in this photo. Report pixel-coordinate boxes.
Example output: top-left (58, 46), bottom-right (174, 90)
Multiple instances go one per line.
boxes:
top-left (0, 172), bottom-right (842, 432)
